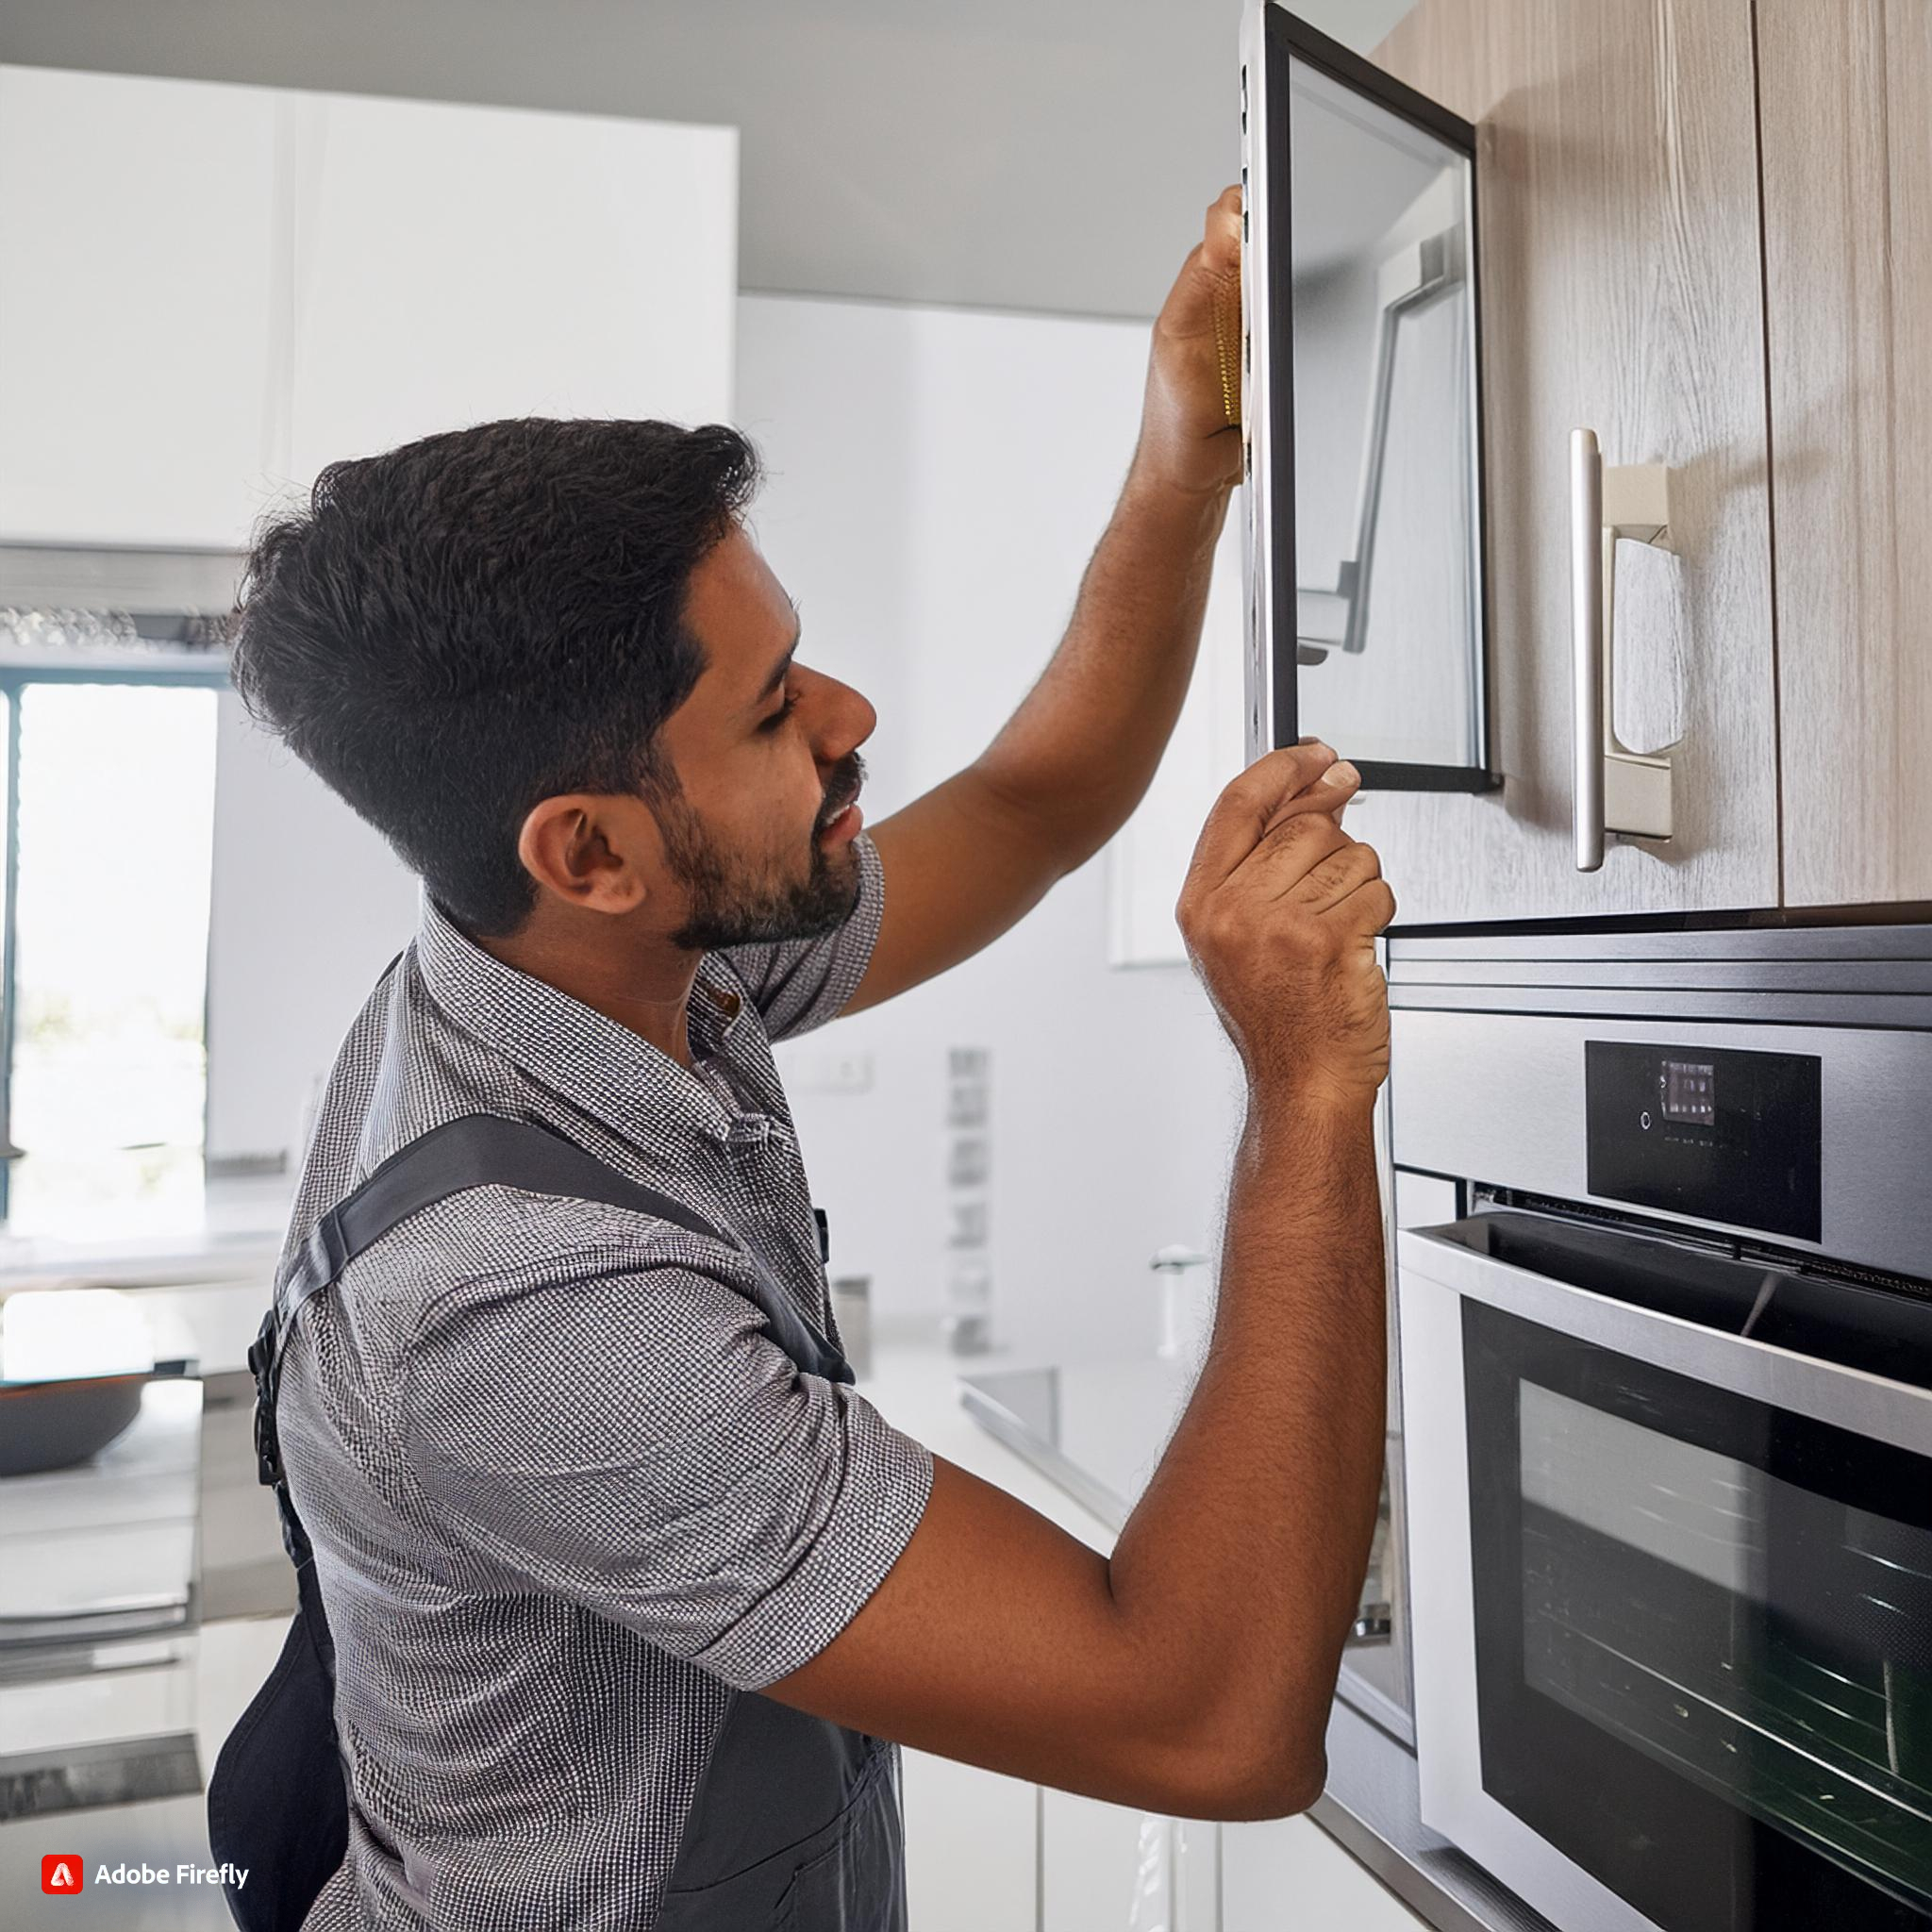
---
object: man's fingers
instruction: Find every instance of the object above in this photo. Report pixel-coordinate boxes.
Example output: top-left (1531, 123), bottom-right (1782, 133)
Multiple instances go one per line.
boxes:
top-left (1202, 185), bottom-right (1241, 277)
top-left (1334, 874), bottom-right (1398, 938)
top-left (1257, 758), bottom-right (1358, 839)
top-left (1184, 743), bottom-right (1341, 890)
top-left (1238, 805), bottom-right (1354, 898)
top-left (1290, 838), bottom-right (1382, 914)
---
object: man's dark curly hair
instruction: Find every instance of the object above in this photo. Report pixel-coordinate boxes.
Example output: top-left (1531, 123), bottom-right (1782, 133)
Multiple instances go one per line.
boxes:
top-left (228, 416), bottom-right (762, 937)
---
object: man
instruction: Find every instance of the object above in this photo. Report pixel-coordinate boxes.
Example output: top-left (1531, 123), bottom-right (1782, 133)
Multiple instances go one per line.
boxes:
top-left (231, 186), bottom-right (1393, 1930)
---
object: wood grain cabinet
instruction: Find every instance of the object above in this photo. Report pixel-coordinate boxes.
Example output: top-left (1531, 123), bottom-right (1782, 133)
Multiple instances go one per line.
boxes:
top-left (1755, 0), bottom-right (1932, 908)
top-left (1336, 0), bottom-right (1782, 925)
top-left (1215, 2), bottom-right (1932, 939)
top-left (1124, 0), bottom-right (1929, 959)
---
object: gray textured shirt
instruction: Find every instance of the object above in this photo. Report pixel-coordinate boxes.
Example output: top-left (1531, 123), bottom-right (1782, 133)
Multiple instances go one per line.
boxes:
top-left (278, 831), bottom-right (933, 1930)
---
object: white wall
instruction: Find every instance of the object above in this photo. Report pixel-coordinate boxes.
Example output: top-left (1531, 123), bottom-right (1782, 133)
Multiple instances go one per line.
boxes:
top-left (738, 293), bottom-right (1248, 1362)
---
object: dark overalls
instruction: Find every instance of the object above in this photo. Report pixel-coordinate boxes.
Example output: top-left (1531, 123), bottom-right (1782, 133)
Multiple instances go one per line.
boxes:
top-left (208, 1113), bottom-right (907, 1932)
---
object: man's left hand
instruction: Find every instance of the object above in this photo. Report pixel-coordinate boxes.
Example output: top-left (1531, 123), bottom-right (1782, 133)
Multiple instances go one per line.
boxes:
top-left (1133, 184), bottom-right (1244, 501)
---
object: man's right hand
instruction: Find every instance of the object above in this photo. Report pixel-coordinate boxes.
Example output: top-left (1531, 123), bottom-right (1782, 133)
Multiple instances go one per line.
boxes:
top-left (1176, 742), bottom-right (1395, 1104)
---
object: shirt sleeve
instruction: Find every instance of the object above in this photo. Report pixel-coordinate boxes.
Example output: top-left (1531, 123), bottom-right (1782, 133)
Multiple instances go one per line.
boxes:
top-left (400, 1242), bottom-right (933, 1690)
top-left (714, 829), bottom-right (885, 1042)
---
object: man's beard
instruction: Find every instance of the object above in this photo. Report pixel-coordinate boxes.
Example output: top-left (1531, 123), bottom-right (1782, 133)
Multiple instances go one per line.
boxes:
top-left (656, 756), bottom-right (864, 953)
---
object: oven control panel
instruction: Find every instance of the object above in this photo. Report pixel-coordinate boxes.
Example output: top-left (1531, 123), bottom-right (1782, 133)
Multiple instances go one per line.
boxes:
top-left (1584, 1041), bottom-right (1822, 1241)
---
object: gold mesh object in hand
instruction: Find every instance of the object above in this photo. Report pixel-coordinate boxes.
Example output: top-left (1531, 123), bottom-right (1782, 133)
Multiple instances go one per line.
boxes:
top-left (1210, 274), bottom-right (1243, 428)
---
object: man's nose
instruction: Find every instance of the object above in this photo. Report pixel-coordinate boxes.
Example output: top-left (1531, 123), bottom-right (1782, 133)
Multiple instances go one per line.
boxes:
top-left (815, 673), bottom-right (876, 761)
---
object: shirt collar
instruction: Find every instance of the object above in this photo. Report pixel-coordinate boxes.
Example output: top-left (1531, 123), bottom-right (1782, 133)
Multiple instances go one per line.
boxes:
top-left (411, 886), bottom-right (758, 1152)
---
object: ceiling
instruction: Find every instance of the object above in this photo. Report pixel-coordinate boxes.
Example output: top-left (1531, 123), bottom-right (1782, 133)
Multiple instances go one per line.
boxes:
top-left (0, 0), bottom-right (1414, 318)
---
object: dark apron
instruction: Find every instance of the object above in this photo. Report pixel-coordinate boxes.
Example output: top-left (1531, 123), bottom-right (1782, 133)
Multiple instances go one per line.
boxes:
top-left (208, 1112), bottom-right (907, 1932)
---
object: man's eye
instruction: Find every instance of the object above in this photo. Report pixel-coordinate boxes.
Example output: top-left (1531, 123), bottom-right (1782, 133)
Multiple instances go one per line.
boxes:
top-left (761, 690), bottom-right (802, 734)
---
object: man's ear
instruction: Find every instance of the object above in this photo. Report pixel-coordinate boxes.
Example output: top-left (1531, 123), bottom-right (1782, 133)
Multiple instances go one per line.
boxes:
top-left (515, 793), bottom-right (658, 915)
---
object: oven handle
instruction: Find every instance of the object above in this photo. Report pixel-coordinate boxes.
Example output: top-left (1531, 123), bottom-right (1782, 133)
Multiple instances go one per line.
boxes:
top-left (1395, 1223), bottom-right (1932, 1457)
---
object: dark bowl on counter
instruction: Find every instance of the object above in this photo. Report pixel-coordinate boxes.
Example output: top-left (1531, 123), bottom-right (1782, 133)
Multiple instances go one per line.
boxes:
top-left (0, 1372), bottom-right (149, 1476)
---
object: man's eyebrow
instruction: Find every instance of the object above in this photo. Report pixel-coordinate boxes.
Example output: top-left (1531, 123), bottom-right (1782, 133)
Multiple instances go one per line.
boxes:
top-left (748, 625), bottom-right (802, 712)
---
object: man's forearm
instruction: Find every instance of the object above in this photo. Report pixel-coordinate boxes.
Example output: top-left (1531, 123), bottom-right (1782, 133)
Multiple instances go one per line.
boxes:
top-left (1107, 1083), bottom-right (1387, 1806)
top-left (976, 465), bottom-right (1234, 872)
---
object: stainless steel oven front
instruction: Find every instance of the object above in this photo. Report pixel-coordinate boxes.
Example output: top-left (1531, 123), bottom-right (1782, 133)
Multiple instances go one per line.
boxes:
top-left (1387, 924), bottom-right (1932, 1932)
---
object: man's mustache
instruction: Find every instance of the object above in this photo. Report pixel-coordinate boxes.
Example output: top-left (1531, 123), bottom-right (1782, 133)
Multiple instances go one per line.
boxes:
top-left (817, 751), bottom-right (867, 829)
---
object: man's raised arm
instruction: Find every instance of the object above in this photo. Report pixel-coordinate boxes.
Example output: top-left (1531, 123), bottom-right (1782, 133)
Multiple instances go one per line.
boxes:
top-left (843, 185), bottom-right (1268, 1017)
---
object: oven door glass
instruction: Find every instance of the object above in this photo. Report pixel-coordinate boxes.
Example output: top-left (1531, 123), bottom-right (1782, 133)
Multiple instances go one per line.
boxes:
top-left (1453, 1218), bottom-right (1932, 1931)
top-left (1239, 6), bottom-right (1491, 787)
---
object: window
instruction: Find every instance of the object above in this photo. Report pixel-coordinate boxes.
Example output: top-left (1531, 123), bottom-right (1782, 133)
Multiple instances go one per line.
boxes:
top-left (1, 675), bottom-right (224, 1236)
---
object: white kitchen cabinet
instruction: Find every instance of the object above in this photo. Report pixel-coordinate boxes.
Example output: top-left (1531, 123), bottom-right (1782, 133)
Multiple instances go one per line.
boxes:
top-left (1042, 1790), bottom-right (1220, 1932)
top-left (1286, 2), bottom-right (1781, 925)
top-left (0, 68), bottom-right (737, 548)
top-left (1174, 1817), bottom-right (1222, 1931)
top-left (1223, 1815), bottom-right (1427, 1932)
top-left (902, 1749), bottom-right (1039, 1932)
top-left (279, 92), bottom-right (737, 490)
top-left (0, 65), bottom-right (281, 549)
top-left (1042, 1788), bottom-right (1148, 1932)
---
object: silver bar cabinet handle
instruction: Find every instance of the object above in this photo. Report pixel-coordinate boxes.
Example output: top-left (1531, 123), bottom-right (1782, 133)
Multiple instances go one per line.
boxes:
top-left (1571, 428), bottom-right (1605, 872)
top-left (1573, 430), bottom-right (1678, 872)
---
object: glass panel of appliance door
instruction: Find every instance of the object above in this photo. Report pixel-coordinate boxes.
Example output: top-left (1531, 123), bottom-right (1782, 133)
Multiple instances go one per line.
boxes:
top-left (1242, 8), bottom-right (1489, 785)
top-left (1464, 1299), bottom-right (1932, 1932)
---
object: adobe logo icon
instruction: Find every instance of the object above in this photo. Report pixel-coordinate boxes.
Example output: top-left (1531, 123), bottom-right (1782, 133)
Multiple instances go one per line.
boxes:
top-left (41, 1855), bottom-right (85, 1895)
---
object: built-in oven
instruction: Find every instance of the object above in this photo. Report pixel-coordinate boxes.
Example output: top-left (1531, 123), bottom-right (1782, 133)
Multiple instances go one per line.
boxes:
top-left (1387, 923), bottom-right (1932, 1932)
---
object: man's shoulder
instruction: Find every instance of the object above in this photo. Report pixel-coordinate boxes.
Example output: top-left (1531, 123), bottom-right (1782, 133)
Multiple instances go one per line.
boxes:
top-left (280, 938), bottom-right (765, 1346)
top-left (287, 1158), bottom-right (759, 1441)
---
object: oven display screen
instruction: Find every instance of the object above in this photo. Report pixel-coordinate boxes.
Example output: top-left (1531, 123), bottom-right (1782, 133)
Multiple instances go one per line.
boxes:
top-left (1660, 1059), bottom-right (1716, 1126)
top-left (1586, 1041), bottom-right (1821, 1241)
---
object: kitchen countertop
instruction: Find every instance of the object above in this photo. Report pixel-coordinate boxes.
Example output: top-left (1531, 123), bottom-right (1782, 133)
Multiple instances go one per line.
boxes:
top-left (0, 1279), bottom-right (275, 1386)
top-left (0, 1377), bottom-right (203, 1654)
top-left (0, 1374), bottom-right (213, 1925)
top-left (856, 1328), bottom-right (1554, 1932)
top-left (0, 1176), bottom-right (291, 1290)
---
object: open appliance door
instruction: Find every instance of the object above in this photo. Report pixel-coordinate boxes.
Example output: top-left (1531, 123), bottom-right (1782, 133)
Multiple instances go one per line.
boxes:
top-left (1241, 4), bottom-right (1494, 789)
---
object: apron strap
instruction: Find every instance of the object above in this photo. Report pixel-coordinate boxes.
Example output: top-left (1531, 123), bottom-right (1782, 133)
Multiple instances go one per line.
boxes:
top-left (252, 1111), bottom-right (852, 1497)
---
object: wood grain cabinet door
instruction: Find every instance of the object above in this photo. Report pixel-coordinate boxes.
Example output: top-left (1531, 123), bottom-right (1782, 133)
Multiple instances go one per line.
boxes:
top-left (1335, 0), bottom-right (1780, 925)
top-left (1757, 0), bottom-right (1932, 909)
